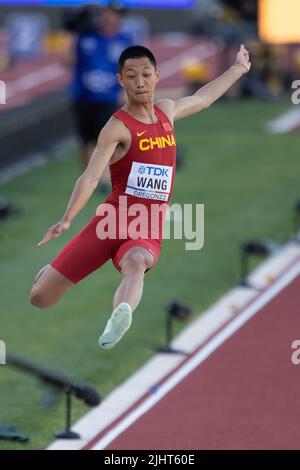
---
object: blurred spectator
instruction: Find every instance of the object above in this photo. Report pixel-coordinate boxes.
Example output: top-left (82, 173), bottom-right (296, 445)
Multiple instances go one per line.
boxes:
top-left (224, 0), bottom-right (257, 22)
top-left (190, 0), bottom-right (257, 44)
top-left (189, 0), bottom-right (226, 35)
top-left (4, 12), bottom-right (48, 70)
top-left (62, 2), bottom-right (133, 194)
top-left (241, 42), bottom-right (290, 100)
top-left (120, 13), bottom-right (150, 45)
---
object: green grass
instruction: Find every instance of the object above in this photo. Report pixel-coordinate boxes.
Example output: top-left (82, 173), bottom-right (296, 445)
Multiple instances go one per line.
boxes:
top-left (1, 99), bottom-right (299, 449)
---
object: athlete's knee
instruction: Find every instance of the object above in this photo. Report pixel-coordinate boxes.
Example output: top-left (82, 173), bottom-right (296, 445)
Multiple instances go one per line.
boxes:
top-left (30, 266), bottom-right (73, 308)
top-left (120, 251), bottom-right (148, 277)
top-left (29, 286), bottom-right (56, 309)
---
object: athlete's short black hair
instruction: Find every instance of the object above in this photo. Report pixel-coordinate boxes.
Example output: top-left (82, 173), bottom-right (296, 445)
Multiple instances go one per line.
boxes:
top-left (118, 45), bottom-right (157, 73)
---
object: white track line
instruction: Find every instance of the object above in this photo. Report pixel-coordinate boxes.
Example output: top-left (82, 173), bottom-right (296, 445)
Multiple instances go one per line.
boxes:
top-left (6, 64), bottom-right (67, 99)
top-left (266, 107), bottom-right (300, 134)
top-left (46, 242), bottom-right (300, 450)
top-left (91, 259), bottom-right (300, 450)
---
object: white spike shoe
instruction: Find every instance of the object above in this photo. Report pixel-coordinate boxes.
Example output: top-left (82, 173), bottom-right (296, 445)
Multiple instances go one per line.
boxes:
top-left (99, 303), bottom-right (132, 349)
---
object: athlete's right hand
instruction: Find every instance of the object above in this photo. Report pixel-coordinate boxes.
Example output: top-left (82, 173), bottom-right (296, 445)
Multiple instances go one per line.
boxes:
top-left (38, 220), bottom-right (70, 247)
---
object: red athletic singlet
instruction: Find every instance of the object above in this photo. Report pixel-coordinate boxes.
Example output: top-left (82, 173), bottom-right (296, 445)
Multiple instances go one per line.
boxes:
top-left (51, 105), bottom-right (176, 283)
top-left (107, 105), bottom-right (176, 207)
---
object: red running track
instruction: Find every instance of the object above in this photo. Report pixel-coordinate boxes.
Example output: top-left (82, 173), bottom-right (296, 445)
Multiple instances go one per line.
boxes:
top-left (85, 266), bottom-right (300, 450)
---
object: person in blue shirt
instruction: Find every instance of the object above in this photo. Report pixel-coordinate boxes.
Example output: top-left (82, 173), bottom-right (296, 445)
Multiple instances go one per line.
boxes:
top-left (64, 2), bottom-right (132, 191)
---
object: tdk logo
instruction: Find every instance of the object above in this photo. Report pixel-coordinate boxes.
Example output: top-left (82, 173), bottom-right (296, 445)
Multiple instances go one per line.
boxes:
top-left (138, 166), bottom-right (146, 175)
top-left (146, 166), bottom-right (169, 177)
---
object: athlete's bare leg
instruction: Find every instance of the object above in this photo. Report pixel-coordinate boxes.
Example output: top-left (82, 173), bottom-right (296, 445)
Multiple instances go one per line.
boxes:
top-left (32, 264), bottom-right (50, 286)
top-left (30, 265), bottom-right (73, 309)
top-left (99, 247), bottom-right (155, 349)
top-left (113, 247), bottom-right (155, 312)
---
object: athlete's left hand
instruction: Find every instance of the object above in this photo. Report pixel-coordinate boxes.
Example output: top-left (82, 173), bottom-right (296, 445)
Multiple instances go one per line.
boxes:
top-left (234, 44), bottom-right (251, 73)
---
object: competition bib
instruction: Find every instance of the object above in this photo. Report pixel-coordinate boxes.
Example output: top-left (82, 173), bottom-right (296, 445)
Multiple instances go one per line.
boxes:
top-left (125, 162), bottom-right (173, 202)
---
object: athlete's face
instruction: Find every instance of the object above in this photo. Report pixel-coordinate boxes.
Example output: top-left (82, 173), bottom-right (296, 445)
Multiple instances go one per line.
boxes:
top-left (118, 57), bottom-right (160, 103)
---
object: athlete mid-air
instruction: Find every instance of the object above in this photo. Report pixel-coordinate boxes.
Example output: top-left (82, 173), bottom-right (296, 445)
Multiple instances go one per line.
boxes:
top-left (30, 44), bottom-right (251, 349)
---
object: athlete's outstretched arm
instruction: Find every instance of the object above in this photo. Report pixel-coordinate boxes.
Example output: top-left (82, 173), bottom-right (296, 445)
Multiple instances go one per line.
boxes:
top-left (167, 44), bottom-right (251, 121)
top-left (38, 119), bottom-right (124, 247)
